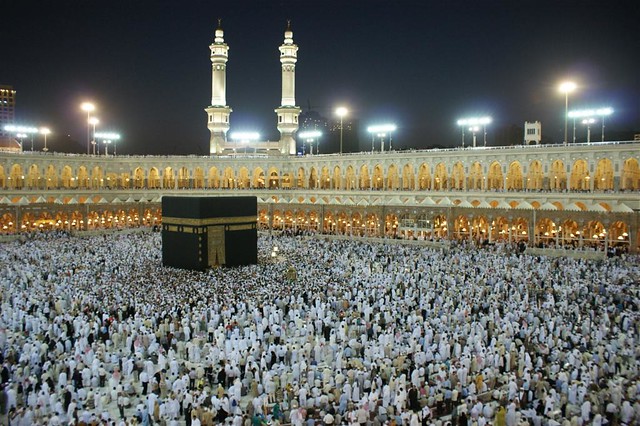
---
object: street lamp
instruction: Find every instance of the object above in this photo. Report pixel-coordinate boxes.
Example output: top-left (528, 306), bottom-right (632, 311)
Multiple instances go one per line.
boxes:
top-left (230, 132), bottom-right (260, 154)
top-left (4, 125), bottom-right (39, 151)
top-left (95, 132), bottom-right (121, 156)
top-left (367, 124), bottom-right (397, 152)
top-left (569, 107), bottom-right (613, 142)
top-left (582, 118), bottom-right (595, 143)
top-left (335, 106), bottom-right (348, 154)
top-left (559, 81), bottom-right (577, 144)
top-left (81, 102), bottom-right (96, 154)
top-left (456, 117), bottom-right (492, 147)
top-left (298, 130), bottom-right (322, 155)
top-left (88, 117), bottom-right (99, 155)
top-left (40, 127), bottom-right (51, 152)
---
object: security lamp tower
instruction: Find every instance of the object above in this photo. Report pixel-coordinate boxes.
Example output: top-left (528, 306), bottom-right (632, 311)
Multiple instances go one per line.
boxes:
top-left (205, 20), bottom-right (232, 155)
top-left (275, 21), bottom-right (301, 155)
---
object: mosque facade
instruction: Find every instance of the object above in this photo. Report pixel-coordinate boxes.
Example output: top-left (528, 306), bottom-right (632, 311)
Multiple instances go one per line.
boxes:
top-left (0, 23), bottom-right (638, 253)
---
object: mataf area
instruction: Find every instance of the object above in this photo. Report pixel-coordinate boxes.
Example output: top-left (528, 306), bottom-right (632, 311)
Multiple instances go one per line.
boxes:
top-left (0, 232), bottom-right (638, 424)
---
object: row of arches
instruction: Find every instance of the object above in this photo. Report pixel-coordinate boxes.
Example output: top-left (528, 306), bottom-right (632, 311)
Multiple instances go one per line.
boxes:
top-left (258, 209), bottom-right (633, 250)
top-left (0, 208), bottom-right (161, 233)
top-left (0, 157), bottom-right (638, 191)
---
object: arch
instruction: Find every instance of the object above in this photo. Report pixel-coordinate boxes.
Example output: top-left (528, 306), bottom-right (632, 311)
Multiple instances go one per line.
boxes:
top-left (45, 165), bottom-right (58, 189)
top-left (268, 169), bottom-right (280, 189)
top-left (560, 219), bottom-right (580, 249)
top-left (453, 215), bottom-right (470, 240)
top-left (9, 164), bottom-right (24, 189)
top-left (490, 216), bottom-right (510, 242)
top-left (469, 162), bottom-right (483, 190)
top-left (91, 166), bottom-right (103, 189)
top-left (470, 216), bottom-right (490, 241)
top-left (118, 171), bottom-right (130, 189)
top-left (222, 167), bottom-right (235, 189)
top-left (208, 166), bottom-right (220, 189)
top-left (332, 166), bottom-right (342, 190)
top-left (451, 162), bottom-right (465, 190)
top-left (105, 172), bottom-right (118, 189)
top-left (26, 164), bottom-right (40, 189)
top-left (434, 163), bottom-right (447, 190)
top-left (281, 171), bottom-right (293, 189)
top-left (308, 167), bottom-right (318, 189)
top-left (148, 167), bottom-right (160, 189)
top-left (527, 160), bottom-right (543, 190)
top-left (258, 208), bottom-right (269, 229)
top-left (402, 163), bottom-right (415, 190)
top-left (535, 218), bottom-right (558, 248)
top-left (177, 166), bottom-right (190, 189)
top-left (384, 213), bottom-right (398, 237)
top-left (549, 160), bottom-right (567, 191)
top-left (372, 164), bottom-right (384, 190)
top-left (238, 167), bottom-right (251, 188)
top-left (487, 161), bottom-right (503, 190)
top-left (0, 212), bottom-right (16, 233)
top-left (296, 167), bottom-right (306, 189)
top-left (320, 166), bottom-right (331, 190)
top-left (359, 165), bottom-right (370, 189)
top-left (569, 159), bottom-right (589, 191)
top-left (192, 167), bottom-right (204, 189)
top-left (418, 163), bottom-right (431, 190)
top-left (0, 165), bottom-right (5, 189)
top-left (609, 221), bottom-right (630, 249)
top-left (351, 212), bottom-right (364, 236)
top-left (506, 161), bottom-right (523, 191)
top-left (621, 157), bottom-right (639, 190)
top-left (345, 166), bottom-right (357, 190)
top-left (433, 214), bottom-right (448, 238)
top-left (60, 166), bottom-right (73, 189)
top-left (583, 220), bottom-right (606, 249)
top-left (162, 167), bottom-right (174, 189)
top-left (386, 164), bottom-right (400, 190)
top-left (594, 158), bottom-right (613, 190)
top-left (133, 167), bottom-right (145, 189)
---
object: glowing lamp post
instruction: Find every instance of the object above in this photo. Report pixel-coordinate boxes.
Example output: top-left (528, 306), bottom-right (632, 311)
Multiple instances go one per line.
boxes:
top-left (335, 106), bottom-right (348, 154)
top-left (457, 117), bottom-right (492, 147)
top-left (367, 124), bottom-right (397, 152)
top-left (569, 108), bottom-right (613, 142)
top-left (4, 125), bottom-right (39, 151)
top-left (95, 132), bottom-right (121, 156)
top-left (88, 117), bottom-right (99, 155)
top-left (559, 81), bottom-right (577, 144)
top-left (298, 130), bottom-right (322, 155)
top-left (40, 127), bottom-right (51, 152)
top-left (81, 102), bottom-right (96, 154)
top-left (582, 118), bottom-right (595, 143)
top-left (230, 132), bottom-right (260, 154)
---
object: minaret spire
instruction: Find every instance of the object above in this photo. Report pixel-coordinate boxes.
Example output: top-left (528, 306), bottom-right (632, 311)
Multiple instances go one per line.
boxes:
top-left (205, 19), bottom-right (232, 155)
top-left (275, 20), bottom-right (301, 155)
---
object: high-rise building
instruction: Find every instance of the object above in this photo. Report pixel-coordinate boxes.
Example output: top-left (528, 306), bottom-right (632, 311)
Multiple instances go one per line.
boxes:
top-left (0, 85), bottom-right (16, 137)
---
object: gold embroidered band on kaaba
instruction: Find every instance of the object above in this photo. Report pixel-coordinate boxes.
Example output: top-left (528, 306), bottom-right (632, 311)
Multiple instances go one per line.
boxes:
top-left (162, 216), bottom-right (256, 226)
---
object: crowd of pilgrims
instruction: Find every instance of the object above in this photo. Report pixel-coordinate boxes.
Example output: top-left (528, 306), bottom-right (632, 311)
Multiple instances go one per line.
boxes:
top-left (0, 230), bottom-right (638, 426)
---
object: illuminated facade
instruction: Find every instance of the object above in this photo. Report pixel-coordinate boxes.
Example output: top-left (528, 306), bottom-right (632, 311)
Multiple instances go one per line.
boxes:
top-left (0, 141), bottom-right (638, 252)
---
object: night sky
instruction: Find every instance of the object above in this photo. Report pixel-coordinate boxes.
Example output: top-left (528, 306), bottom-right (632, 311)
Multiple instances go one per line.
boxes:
top-left (3, 0), bottom-right (639, 155)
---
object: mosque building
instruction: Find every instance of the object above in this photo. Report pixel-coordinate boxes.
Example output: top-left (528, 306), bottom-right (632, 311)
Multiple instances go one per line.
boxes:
top-left (0, 22), bottom-right (638, 253)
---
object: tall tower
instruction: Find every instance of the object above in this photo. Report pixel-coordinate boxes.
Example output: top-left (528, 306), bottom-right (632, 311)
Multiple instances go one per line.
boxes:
top-left (275, 21), bottom-right (301, 155)
top-left (205, 20), bottom-right (232, 155)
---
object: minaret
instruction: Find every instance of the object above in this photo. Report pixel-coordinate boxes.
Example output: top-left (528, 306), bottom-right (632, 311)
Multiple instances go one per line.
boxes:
top-left (205, 19), bottom-right (232, 155)
top-left (275, 21), bottom-right (301, 155)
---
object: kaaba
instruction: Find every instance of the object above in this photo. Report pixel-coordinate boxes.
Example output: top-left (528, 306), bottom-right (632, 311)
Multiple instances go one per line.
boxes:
top-left (161, 196), bottom-right (257, 270)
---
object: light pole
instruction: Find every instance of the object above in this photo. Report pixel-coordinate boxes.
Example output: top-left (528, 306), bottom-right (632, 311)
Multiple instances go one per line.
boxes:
top-left (230, 132), bottom-right (260, 155)
top-left (88, 117), bottom-right (99, 155)
top-left (298, 130), bottom-right (322, 155)
top-left (81, 102), bottom-right (96, 154)
top-left (40, 127), bottom-right (51, 152)
top-left (469, 126), bottom-right (480, 148)
top-left (457, 117), bottom-right (492, 147)
top-left (335, 106), bottom-right (348, 154)
top-left (95, 132), bottom-right (121, 157)
top-left (582, 118), bottom-right (595, 143)
top-left (4, 125), bottom-right (39, 151)
top-left (367, 124), bottom-right (397, 152)
top-left (569, 107), bottom-right (613, 142)
top-left (559, 81), bottom-right (577, 144)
